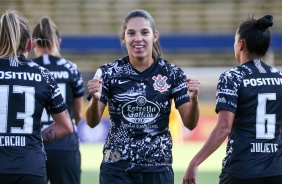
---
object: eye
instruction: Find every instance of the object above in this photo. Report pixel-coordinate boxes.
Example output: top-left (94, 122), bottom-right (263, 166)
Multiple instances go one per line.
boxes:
top-left (127, 31), bottom-right (135, 36)
top-left (142, 30), bottom-right (149, 35)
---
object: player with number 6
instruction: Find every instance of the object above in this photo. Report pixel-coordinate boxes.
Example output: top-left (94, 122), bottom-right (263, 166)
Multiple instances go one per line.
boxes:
top-left (183, 14), bottom-right (282, 184)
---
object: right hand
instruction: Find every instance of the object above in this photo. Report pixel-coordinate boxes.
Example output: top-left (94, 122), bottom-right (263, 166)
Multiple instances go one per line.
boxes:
top-left (183, 161), bottom-right (198, 184)
top-left (87, 77), bottom-right (103, 100)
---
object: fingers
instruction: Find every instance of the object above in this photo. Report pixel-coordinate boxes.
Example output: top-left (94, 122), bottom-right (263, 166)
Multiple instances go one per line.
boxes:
top-left (87, 78), bottom-right (103, 98)
top-left (182, 164), bottom-right (198, 184)
top-left (186, 78), bottom-right (201, 100)
top-left (186, 78), bottom-right (201, 92)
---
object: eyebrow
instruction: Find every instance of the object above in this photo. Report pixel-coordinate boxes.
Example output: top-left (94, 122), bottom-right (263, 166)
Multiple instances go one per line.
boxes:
top-left (126, 28), bottom-right (151, 31)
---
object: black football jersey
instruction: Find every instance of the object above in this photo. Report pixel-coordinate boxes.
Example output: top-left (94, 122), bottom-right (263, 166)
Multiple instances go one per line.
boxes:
top-left (216, 59), bottom-right (282, 179)
top-left (32, 54), bottom-right (84, 150)
top-left (0, 55), bottom-right (67, 176)
top-left (91, 56), bottom-right (189, 172)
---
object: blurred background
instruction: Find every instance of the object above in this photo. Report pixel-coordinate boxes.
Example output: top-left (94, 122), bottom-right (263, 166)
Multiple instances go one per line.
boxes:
top-left (2, 0), bottom-right (282, 183)
top-left (2, 0), bottom-right (282, 143)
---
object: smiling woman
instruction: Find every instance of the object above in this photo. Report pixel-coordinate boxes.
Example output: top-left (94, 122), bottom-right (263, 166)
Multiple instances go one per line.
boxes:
top-left (85, 9), bottom-right (201, 184)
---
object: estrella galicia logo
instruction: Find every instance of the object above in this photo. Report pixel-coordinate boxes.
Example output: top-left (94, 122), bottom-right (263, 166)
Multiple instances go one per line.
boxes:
top-left (152, 74), bottom-right (170, 92)
top-left (122, 96), bottom-right (160, 124)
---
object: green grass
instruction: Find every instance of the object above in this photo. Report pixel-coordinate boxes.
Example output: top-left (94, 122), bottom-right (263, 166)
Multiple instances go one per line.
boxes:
top-left (80, 141), bottom-right (226, 184)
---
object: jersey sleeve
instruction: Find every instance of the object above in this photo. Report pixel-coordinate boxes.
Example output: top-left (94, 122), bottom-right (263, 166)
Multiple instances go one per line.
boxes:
top-left (40, 67), bottom-right (67, 114)
top-left (172, 67), bottom-right (189, 108)
top-left (70, 63), bottom-right (84, 98)
top-left (215, 68), bottom-right (244, 113)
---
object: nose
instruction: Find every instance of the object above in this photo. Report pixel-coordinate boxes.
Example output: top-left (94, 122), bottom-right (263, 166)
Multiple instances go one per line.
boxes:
top-left (134, 33), bottom-right (142, 42)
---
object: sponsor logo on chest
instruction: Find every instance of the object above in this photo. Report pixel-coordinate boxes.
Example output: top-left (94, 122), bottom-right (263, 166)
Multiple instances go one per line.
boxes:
top-left (122, 96), bottom-right (160, 124)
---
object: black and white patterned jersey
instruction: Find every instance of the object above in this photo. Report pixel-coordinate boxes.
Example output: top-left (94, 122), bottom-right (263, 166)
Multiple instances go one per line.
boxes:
top-left (0, 55), bottom-right (67, 176)
top-left (90, 56), bottom-right (189, 172)
top-left (32, 54), bottom-right (84, 151)
top-left (216, 59), bottom-right (282, 179)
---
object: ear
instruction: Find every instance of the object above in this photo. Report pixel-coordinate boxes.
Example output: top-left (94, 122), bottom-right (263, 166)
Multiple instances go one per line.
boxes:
top-left (153, 31), bottom-right (159, 42)
top-left (57, 38), bottom-right (62, 47)
top-left (238, 39), bottom-right (245, 51)
top-left (26, 39), bottom-right (33, 52)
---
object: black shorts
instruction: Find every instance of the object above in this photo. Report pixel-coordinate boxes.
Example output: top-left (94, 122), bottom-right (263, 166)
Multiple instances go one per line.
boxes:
top-left (99, 163), bottom-right (174, 184)
top-left (219, 172), bottom-right (282, 184)
top-left (46, 149), bottom-right (81, 184)
top-left (0, 174), bottom-right (46, 184)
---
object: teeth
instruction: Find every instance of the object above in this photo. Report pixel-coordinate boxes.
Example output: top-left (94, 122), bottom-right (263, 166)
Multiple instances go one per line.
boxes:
top-left (134, 46), bottom-right (143, 48)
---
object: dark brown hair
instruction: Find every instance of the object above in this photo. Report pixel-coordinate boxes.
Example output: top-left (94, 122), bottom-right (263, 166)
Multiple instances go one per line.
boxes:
top-left (120, 9), bottom-right (162, 61)
top-left (238, 14), bottom-right (273, 56)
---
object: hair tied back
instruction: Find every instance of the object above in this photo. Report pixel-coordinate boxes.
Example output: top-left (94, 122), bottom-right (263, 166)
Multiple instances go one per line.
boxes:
top-left (257, 14), bottom-right (273, 30)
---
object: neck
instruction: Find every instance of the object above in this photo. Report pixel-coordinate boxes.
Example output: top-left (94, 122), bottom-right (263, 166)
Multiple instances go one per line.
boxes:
top-left (240, 53), bottom-right (260, 65)
top-left (129, 57), bottom-right (154, 72)
top-left (34, 46), bottom-right (60, 57)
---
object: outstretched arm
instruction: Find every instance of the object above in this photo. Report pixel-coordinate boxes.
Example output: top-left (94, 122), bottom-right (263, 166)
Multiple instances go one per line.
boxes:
top-left (182, 110), bottom-right (234, 184)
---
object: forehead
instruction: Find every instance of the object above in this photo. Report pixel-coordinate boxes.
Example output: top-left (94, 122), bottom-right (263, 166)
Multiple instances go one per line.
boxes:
top-left (235, 32), bottom-right (240, 40)
top-left (126, 17), bottom-right (151, 30)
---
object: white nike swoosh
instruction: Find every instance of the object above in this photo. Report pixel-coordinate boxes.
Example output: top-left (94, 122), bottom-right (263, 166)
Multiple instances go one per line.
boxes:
top-left (118, 80), bottom-right (130, 84)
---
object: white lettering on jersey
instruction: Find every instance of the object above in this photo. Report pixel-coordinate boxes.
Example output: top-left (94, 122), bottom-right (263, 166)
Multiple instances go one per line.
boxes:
top-left (0, 136), bottom-right (26, 146)
top-left (250, 142), bottom-right (278, 153)
top-left (0, 71), bottom-right (41, 81)
top-left (243, 78), bottom-right (282, 87)
top-left (50, 71), bottom-right (69, 79)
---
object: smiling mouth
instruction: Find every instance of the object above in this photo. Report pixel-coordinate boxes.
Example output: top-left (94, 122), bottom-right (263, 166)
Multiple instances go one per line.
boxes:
top-left (134, 45), bottom-right (144, 48)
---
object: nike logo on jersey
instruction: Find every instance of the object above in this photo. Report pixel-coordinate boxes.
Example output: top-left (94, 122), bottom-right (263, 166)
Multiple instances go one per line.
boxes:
top-left (118, 80), bottom-right (130, 84)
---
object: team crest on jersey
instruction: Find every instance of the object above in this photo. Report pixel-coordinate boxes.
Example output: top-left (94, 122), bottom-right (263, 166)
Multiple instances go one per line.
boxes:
top-left (152, 74), bottom-right (170, 92)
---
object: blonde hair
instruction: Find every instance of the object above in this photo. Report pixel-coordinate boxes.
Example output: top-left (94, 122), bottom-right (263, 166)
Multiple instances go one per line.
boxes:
top-left (0, 10), bottom-right (31, 61)
top-left (32, 16), bottom-right (61, 57)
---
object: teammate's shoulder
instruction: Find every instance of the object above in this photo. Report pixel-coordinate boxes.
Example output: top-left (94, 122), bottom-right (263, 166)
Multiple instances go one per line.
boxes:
top-left (26, 60), bottom-right (51, 73)
top-left (219, 66), bottom-right (248, 83)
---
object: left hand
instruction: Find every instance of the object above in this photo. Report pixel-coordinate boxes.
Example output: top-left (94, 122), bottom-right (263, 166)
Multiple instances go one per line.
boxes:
top-left (186, 78), bottom-right (201, 101)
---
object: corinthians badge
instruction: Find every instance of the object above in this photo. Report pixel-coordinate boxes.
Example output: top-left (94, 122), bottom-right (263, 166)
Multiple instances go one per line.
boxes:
top-left (152, 74), bottom-right (170, 92)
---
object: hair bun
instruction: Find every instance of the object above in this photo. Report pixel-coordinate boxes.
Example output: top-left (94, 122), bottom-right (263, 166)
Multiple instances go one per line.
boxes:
top-left (257, 14), bottom-right (273, 30)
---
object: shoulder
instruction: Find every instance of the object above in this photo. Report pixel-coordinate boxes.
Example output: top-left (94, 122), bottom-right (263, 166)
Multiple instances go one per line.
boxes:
top-left (156, 58), bottom-right (185, 75)
top-left (99, 57), bottom-right (130, 76)
top-left (25, 60), bottom-right (56, 83)
top-left (26, 60), bottom-right (50, 73)
top-left (101, 57), bottom-right (127, 69)
top-left (56, 57), bottom-right (80, 71)
top-left (220, 65), bottom-right (248, 79)
top-left (218, 66), bottom-right (248, 89)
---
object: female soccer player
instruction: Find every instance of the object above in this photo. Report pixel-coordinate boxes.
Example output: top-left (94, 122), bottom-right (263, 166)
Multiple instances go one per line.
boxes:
top-left (183, 14), bottom-right (282, 184)
top-left (32, 16), bottom-right (84, 184)
top-left (0, 10), bottom-right (73, 184)
top-left (86, 9), bottom-right (201, 184)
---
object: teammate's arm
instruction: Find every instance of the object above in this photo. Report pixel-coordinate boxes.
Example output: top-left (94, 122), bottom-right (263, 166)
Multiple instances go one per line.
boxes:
top-left (73, 96), bottom-right (84, 126)
top-left (42, 109), bottom-right (73, 142)
top-left (182, 110), bottom-right (234, 184)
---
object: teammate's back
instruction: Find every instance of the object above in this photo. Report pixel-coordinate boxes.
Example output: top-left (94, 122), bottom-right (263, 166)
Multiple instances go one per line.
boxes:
top-left (0, 9), bottom-right (72, 184)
